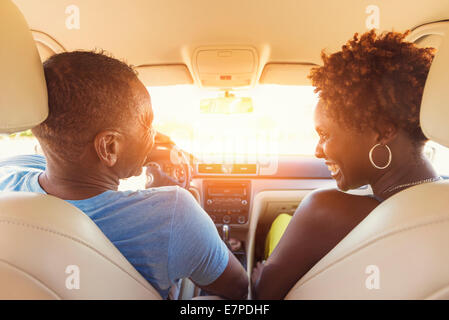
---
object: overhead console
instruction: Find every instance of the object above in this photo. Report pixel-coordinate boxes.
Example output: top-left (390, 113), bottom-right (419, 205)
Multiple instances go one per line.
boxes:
top-left (191, 46), bottom-right (259, 89)
top-left (203, 180), bottom-right (251, 225)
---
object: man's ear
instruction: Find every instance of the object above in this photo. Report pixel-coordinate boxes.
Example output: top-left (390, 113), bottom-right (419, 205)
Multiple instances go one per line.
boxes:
top-left (93, 131), bottom-right (122, 167)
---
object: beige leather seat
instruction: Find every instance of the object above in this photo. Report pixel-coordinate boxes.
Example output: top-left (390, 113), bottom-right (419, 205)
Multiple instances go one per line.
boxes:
top-left (286, 27), bottom-right (449, 300)
top-left (0, 0), bottom-right (161, 299)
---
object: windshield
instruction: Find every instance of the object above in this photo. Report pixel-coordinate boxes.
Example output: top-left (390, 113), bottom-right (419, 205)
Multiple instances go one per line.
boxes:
top-left (2, 84), bottom-right (449, 178)
top-left (148, 84), bottom-right (319, 162)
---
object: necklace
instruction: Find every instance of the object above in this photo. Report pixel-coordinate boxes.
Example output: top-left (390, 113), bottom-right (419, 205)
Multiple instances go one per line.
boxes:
top-left (383, 176), bottom-right (442, 194)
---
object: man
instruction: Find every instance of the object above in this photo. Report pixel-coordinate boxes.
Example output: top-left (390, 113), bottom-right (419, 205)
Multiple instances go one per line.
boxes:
top-left (0, 51), bottom-right (248, 299)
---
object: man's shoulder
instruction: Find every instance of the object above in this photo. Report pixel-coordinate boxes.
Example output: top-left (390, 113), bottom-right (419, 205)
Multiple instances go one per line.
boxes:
top-left (0, 155), bottom-right (46, 192)
top-left (103, 185), bottom-right (180, 209)
top-left (126, 185), bottom-right (181, 199)
top-left (124, 185), bottom-right (194, 206)
top-left (0, 154), bottom-right (46, 171)
top-left (108, 186), bottom-right (200, 218)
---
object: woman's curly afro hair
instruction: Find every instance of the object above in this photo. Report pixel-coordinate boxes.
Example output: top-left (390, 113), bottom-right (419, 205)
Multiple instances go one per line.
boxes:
top-left (309, 29), bottom-right (435, 143)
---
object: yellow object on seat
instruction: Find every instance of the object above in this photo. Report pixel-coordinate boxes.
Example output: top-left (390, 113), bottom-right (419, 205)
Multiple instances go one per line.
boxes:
top-left (264, 213), bottom-right (292, 259)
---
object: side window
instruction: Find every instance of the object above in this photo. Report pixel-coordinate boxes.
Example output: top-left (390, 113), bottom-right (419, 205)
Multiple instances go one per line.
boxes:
top-left (0, 130), bottom-right (42, 159)
top-left (425, 141), bottom-right (449, 177)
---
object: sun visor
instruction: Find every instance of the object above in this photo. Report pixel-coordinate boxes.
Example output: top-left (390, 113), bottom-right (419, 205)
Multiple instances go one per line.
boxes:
top-left (0, 0), bottom-right (48, 133)
top-left (259, 63), bottom-right (318, 86)
top-left (420, 25), bottom-right (449, 148)
top-left (136, 64), bottom-right (193, 86)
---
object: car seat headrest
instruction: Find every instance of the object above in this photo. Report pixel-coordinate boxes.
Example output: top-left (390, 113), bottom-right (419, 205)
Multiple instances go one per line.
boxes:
top-left (0, 0), bottom-right (48, 134)
top-left (421, 26), bottom-right (449, 148)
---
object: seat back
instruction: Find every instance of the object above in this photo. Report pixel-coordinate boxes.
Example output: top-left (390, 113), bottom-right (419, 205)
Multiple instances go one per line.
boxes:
top-left (0, 192), bottom-right (161, 299)
top-left (286, 181), bottom-right (449, 299)
top-left (0, 0), bottom-right (160, 299)
top-left (286, 25), bottom-right (449, 300)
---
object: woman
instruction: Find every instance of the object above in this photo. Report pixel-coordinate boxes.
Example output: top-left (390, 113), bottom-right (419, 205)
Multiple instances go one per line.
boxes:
top-left (252, 30), bottom-right (440, 299)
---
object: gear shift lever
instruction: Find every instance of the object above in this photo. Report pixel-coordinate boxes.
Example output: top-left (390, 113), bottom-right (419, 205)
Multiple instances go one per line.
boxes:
top-left (222, 224), bottom-right (230, 249)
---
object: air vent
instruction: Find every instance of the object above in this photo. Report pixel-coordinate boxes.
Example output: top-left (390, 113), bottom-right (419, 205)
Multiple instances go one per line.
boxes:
top-left (197, 164), bottom-right (258, 175)
top-left (197, 164), bottom-right (224, 174)
top-left (231, 164), bottom-right (257, 174)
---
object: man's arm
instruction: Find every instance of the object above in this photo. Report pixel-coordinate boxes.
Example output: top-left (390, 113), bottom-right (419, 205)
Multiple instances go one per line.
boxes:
top-left (168, 187), bottom-right (248, 300)
top-left (195, 251), bottom-right (248, 300)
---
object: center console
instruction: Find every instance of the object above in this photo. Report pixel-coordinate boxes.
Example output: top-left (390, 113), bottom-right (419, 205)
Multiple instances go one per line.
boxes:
top-left (203, 180), bottom-right (251, 225)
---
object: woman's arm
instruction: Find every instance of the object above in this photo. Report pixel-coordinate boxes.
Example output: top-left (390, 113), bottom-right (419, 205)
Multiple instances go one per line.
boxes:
top-left (253, 188), bottom-right (379, 300)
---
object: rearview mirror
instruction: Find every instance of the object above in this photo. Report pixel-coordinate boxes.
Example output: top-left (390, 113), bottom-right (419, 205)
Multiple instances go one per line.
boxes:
top-left (200, 93), bottom-right (253, 114)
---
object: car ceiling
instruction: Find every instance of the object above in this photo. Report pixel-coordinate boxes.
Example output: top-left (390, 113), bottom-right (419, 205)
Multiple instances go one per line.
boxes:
top-left (12, 0), bottom-right (449, 86)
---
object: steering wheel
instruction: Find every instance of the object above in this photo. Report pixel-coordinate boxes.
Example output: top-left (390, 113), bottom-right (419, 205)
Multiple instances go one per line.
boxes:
top-left (144, 132), bottom-right (192, 189)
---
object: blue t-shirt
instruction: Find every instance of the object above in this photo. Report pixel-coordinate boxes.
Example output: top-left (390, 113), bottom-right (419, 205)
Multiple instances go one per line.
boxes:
top-left (0, 154), bottom-right (229, 298)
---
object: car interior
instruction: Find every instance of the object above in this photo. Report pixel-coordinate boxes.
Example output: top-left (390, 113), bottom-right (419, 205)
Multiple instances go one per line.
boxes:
top-left (1, 0), bottom-right (449, 300)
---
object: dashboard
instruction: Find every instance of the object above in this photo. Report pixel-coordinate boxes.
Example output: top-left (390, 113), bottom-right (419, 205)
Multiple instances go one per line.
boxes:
top-left (191, 155), bottom-right (336, 227)
top-left (203, 180), bottom-right (251, 225)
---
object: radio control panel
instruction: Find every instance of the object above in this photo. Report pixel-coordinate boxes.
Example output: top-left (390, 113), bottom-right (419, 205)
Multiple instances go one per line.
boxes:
top-left (203, 180), bottom-right (251, 225)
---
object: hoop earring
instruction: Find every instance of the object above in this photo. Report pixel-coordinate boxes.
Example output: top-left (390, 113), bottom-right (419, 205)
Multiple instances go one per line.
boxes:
top-left (369, 143), bottom-right (392, 170)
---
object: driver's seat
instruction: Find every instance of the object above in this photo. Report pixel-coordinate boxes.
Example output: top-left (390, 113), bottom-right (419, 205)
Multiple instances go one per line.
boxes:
top-left (0, 0), bottom-right (161, 299)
